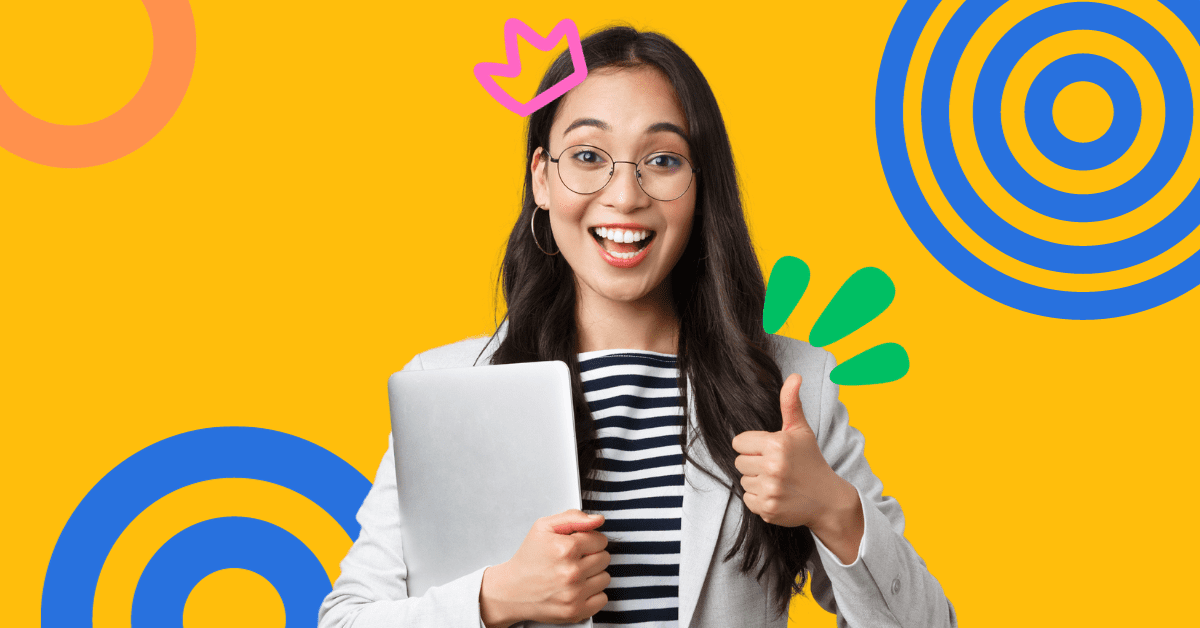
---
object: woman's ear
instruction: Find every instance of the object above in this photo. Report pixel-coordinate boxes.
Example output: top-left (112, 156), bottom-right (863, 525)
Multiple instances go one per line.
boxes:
top-left (531, 147), bottom-right (549, 208)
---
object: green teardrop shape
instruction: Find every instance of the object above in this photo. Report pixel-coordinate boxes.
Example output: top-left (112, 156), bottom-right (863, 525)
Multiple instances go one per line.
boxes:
top-left (830, 343), bottom-right (909, 385)
top-left (808, 267), bottom-right (895, 347)
top-left (763, 256), bottom-right (811, 334)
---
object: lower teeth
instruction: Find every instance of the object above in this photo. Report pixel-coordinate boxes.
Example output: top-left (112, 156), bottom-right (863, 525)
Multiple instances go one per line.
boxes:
top-left (609, 250), bottom-right (638, 259)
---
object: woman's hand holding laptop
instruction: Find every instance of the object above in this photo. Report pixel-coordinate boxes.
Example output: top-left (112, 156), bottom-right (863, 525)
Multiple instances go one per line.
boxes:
top-left (479, 509), bottom-right (611, 627)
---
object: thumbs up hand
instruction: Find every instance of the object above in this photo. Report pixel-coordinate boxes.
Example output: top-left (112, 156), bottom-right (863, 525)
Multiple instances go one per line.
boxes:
top-left (732, 373), bottom-right (854, 532)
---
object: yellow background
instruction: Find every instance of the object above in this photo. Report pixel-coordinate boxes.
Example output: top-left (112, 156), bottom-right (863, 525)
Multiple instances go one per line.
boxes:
top-left (3, 1), bottom-right (1198, 627)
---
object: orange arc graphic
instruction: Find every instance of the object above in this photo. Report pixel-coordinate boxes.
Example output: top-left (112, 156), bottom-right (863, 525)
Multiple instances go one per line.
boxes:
top-left (0, 0), bottom-right (196, 168)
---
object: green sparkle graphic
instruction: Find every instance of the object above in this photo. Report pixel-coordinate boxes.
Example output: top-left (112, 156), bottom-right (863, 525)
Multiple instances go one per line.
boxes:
top-left (764, 258), bottom-right (910, 386)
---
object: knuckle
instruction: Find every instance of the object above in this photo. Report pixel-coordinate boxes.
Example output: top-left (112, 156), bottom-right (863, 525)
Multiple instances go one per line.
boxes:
top-left (553, 538), bottom-right (575, 559)
top-left (557, 560), bottom-right (582, 581)
top-left (566, 565), bottom-right (584, 583)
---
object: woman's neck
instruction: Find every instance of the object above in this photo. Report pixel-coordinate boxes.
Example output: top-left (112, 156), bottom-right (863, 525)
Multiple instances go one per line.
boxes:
top-left (575, 280), bottom-right (679, 354)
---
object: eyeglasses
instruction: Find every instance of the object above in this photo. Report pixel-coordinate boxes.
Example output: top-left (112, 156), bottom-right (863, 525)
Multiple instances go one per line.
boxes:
top-left (547, 144), bottom-right (699, 202)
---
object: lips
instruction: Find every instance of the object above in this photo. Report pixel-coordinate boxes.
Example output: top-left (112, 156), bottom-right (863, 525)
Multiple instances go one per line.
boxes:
top-left (589, 225), bottom-right (656, 268)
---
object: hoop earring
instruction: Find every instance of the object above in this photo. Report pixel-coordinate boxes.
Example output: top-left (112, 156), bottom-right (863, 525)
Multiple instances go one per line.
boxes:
top-left (530, 206), bottom-right (559, 256)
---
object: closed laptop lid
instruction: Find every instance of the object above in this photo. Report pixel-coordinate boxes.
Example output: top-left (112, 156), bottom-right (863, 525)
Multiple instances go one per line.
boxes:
top-left (388, 359), bottom-right (588, 626)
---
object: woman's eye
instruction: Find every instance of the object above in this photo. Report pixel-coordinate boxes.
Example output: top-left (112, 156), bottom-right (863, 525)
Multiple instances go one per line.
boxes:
top-left (571, 150), bottom-right (606, 165)
top-left (646, 154), bottom-right (683, 169)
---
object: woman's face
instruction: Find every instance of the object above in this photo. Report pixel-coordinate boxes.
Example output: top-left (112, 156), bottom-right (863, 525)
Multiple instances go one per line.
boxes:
top-left (531, 65), bottom-right (697, 309)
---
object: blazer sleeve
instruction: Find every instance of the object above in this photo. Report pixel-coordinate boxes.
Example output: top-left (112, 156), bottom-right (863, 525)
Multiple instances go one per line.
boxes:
top-left (806, 350), bottom-right (958, 628)
top-left (318, 355), bottom-right (492, 628)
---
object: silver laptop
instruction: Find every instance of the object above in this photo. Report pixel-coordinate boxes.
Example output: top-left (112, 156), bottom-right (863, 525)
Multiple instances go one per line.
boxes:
top-left (388, 360), bottom-right (592, 627)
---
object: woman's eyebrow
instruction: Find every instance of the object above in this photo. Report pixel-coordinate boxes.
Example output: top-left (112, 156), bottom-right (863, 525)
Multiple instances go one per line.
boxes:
top-left (562, 119), bottom-right (689, 142)
top-left (645, 122), bottom-right (689, 141)
top-left (563, 118), bottom-right (610, 135)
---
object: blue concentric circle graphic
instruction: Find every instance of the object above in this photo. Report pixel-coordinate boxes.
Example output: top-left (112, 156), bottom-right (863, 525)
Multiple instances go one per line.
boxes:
top-left (1026, 54), bottom-right (1140, 171)
top-left (878, 0), bottom-right (1200, 319)
top-left (41, 427), bottom-right (371, 627)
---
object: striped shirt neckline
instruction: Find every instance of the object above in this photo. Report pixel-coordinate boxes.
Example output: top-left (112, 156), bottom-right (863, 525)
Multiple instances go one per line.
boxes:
top-left (578, 348), bottom-right (678, 359)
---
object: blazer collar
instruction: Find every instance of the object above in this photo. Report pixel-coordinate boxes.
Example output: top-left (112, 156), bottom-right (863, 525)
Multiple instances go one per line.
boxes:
top-left (678, 379), bottom-right (734, 628)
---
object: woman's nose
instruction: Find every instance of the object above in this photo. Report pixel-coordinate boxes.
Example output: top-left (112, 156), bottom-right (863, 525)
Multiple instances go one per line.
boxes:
top-left (601, 162), bottom-right (650, 211)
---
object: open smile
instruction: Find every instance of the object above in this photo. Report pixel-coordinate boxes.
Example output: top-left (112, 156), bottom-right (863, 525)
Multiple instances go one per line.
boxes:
top-left (589, 226), bottom-right (657, 268)
top-left (590, 226), bottom-right (657, 259)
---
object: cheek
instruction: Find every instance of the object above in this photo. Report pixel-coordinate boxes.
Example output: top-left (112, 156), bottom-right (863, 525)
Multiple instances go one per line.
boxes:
top-left (667, 203), bottom-right (697, 250)
top-left (550, 184), bottom-right (585, 213)
top-left (546, 201), bottom-right (590, 251)
top-left (549, 190), bottom-right (589, 228)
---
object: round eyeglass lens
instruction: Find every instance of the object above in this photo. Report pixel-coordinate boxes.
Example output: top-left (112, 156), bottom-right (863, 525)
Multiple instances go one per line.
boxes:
top-left (557, 145), bottom-right (613, 195)
top-left (639, 152), bottom-right (693, 201)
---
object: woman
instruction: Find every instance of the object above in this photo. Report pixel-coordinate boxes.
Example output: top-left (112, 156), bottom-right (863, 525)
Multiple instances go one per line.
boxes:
top-left (319, 26), bottom-right (956, 628)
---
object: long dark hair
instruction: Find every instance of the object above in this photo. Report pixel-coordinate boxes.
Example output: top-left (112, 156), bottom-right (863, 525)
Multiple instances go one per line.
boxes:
top-left (487, 25), bottom-right (813, 617)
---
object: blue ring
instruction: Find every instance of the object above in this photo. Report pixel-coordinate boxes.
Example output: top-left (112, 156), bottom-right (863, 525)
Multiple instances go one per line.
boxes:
top-left (974, 1), bottom-right (1190, 223)
top-left (973, 2), bottom-right (1191, 224)
top-left (926, 2), bottom-right (1195, 274)
top-left (1026, 54), bottom-right (1141, 171)
top-left (877, 0), bottom-right (1200, 319)
top-left (41, 427), bottom-right (372, 628)
top-left (132, 517), bottom-right (330, 628)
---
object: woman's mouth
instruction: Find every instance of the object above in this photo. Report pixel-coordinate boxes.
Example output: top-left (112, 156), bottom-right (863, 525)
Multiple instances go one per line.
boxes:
top-left (590, 226), bottom-right (656, 259)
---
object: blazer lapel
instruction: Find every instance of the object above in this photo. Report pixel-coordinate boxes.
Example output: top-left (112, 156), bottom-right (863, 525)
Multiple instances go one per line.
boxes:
top-left (678, 381), bottom-right (733, 628)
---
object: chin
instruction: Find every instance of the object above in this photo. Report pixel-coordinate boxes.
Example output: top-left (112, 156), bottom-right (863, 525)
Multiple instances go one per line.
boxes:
top-left (596, 280), bottom-right (663, 304)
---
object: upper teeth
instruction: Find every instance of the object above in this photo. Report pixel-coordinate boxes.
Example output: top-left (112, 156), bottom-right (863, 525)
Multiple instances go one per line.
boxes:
top-left (594, 227), bottom-right (650, 243)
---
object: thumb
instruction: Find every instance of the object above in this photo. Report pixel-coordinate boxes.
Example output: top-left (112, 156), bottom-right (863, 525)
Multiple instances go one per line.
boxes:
top-left (545, 509), bottom-right (604, 535)
top-left (779, 373), bottom-right (807, 432)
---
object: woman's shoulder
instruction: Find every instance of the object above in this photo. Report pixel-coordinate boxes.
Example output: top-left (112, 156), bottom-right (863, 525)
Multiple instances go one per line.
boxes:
top-left (766, 334), bottom-right (834, 375)
top-left (404, 333), bottom-right (501, 371)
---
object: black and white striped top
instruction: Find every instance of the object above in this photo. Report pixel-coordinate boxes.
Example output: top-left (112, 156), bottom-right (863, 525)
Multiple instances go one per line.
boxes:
top-left (579, 349), bottom-right (684, 628)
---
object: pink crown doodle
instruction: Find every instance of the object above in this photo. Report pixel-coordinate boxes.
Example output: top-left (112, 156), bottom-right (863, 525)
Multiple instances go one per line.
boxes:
top-left (474, 18), bottom-right (588, 117)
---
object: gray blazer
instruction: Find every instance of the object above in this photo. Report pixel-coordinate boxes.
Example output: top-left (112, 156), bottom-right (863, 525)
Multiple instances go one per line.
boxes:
top-left (318, 332), bottom-right (957, 628)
